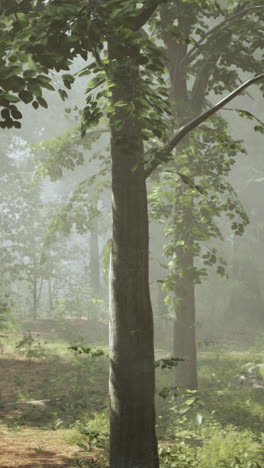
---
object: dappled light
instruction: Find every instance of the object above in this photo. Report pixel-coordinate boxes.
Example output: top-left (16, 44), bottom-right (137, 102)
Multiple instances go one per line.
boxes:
top-left (0, 0), bottom-right (264, 467)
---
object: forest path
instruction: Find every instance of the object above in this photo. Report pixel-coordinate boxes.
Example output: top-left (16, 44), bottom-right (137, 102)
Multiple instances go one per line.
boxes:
top-left (0, 425), bottom-right (90, 467)
top-left (0, 341), bottom-right (108, 468)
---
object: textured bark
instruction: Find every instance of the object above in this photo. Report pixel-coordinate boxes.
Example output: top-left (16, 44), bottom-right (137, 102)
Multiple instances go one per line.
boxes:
top-left (108, 46), bottom-right (158, 467)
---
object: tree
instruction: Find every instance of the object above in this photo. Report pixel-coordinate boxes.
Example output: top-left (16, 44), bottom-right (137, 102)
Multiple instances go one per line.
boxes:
top-left (0, 149), bottom-right (65, 318)
top-left (1, 1), bottom-right (263, 466)
top-left (149, 0), bottom-right (264, 389)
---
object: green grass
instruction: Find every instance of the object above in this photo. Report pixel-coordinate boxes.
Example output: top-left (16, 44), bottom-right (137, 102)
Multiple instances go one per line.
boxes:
top-left (1, 332), bottom-right (264, 467)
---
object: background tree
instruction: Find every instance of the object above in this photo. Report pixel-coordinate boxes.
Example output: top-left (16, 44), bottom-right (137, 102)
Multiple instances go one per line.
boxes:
top-left (147, 0), bottom-right (264, 389)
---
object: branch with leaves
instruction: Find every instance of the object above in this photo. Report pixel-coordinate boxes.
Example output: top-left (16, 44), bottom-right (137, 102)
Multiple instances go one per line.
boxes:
top-left (145, 73), bottom-right (264, 177)
top-left (181, 4), bottom-right (264, 67)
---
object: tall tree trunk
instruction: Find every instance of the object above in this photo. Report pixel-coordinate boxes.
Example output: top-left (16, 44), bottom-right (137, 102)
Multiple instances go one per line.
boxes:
top-left (161, 2), bottom-right (198, 390)
top-left (108, 44), bottom-right (158, 468)
top-left (89, 217), bottom-right (101, 296)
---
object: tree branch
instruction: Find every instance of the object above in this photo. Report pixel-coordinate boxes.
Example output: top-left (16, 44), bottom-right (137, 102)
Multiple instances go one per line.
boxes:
top-left (145, 73), bottom-right (264, 177)
top-left (128, 0), bottom-right (166, 31)
top-left (181, 5), bottom-right (264, 68)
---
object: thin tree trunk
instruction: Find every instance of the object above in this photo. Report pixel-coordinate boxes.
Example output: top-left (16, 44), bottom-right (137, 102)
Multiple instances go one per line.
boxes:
top-left (108, 43), bottom-right (158, 468)
top-left (89, 217), bottom-right (101, 296)
top-left (32, 256), bottom-right (37, 320)
top-left (47, 279), bottom-right (53, 313)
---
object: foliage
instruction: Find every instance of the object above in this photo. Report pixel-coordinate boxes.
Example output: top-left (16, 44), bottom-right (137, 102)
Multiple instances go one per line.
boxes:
top-left (159, 442), bottom-right (198, 468)
top-left (149, 0), bottom-right (264, 321)
top-left (71, 410), bottom-right (109, 453)
top-left (155, 356), bottom-right (184, 369)
top-left (198, 427), bottom-right (264, 468)
top-left (0, 0), bottom-right (172, 142)
top-left (1, 0), bottom-right (263, 325)
top-left (0, 287), bottom-right (14, 331)
top-left (72, 456), bottom-right (104, 467)
top-left (69, 344), bottom-right (108, 358)
top-left (0, 2), bottom-right (264, 465)
top-left (159, 425), bottom-right (264, 468)
top-left (15, 332), bottom-right (47, 358)
top-left (2, 333), bottom-right (264, 466)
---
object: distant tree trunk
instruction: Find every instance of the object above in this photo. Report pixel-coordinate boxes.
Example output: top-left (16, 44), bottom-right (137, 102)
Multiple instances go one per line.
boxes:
top-left (33, 277), bottom-right (37, 320)
top-left (108, 43), bottom-right (158, 468)
top-left (89, 218), bottom-right (101, 296)
top-left (47, 279), bottom-right (53, 313)
top-left (161, 3), bottom-right (198, 390)
top-left (32, 256), bottom-right (38, 320)
top-left (173, 242), bottom-right (197, 390)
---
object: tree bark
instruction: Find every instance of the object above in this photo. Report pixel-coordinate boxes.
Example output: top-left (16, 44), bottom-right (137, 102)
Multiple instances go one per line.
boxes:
top-left (108, 44), bottom-right (158, 468)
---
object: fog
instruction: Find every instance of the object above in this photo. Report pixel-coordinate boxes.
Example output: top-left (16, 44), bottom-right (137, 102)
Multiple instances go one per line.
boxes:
top-left (1, 1), bottom-right (264, 466)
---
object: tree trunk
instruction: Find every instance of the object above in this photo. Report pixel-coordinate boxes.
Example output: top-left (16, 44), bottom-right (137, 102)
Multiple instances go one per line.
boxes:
top-left (89, 217), bottom-right (101, 296)
top-left (173, 246), bottom-right (197, 390)
top-left (172, 177), bottom-right (197, 390)
top-left (33, 277), bottom-right (37, 320)
top-left (108, 45), bottom-right (159, 468)
top-left (160, 2), bottom-right (200, 390)
top-left (47, 279), bottom-right (53, 313)
top-left (32, 256), bottom-right (37, 320)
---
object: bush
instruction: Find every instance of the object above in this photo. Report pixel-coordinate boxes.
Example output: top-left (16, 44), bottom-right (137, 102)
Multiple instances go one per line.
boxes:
top-left (159, 442), bottom-right (198, 467)
top-left (15, 332), bottom-right (47, 359)
top-left (198, 426), bottom-right (264, 468)
top-left (68, 411), bottom-right (109, 454)
top-left (0, 288), bottom-right (14, 331)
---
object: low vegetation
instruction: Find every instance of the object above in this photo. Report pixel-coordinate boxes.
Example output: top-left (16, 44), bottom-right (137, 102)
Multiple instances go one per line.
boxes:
top-left (1, 322), bottom-right (264, 467)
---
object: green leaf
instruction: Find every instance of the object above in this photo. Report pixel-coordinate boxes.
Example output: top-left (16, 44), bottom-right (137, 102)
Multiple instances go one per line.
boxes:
top-left (32, 100), bottom-right (39, 109)
top-left (58, 89), bottom-right (68, 101)
top-left (185, 397), bottom-right (196, 405)
top-left (152, 128), bottom-right (162, 138)
top-left (3, 94), bottom-right (20, 103)
top-left (10, 108), bottom-right (22, 119)
top-left (1, 108), bottom-right (9, 119)
top-left (18, 90), bottom-right (33, 104)
top-left (13, 120), bottom-right (21, 128)
top-left (37, 96), bottom-right (48, 108)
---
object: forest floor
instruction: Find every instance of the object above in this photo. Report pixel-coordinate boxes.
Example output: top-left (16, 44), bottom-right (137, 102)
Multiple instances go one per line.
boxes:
top-left (0, 424), bottom-right (93, 467)
top-left (1, 324), bottom-right (264, 467)
top-left (0, 329), bottom-right (108, 468)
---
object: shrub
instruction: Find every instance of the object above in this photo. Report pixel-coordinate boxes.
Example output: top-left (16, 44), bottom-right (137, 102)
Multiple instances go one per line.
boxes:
top-left (198, 426), bottom-right (263, 468)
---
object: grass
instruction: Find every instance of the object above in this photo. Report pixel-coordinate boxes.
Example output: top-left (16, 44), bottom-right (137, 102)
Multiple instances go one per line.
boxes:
top-left (1, 329), bottom-right (264, 467)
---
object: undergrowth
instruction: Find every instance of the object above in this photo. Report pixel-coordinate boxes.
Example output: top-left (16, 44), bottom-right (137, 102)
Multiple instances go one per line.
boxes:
top-left (1, 333), bottom-right (264, 467)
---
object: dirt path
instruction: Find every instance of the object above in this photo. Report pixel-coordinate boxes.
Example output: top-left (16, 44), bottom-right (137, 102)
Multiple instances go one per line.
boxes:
top-left (0, 350), bottom-right (107, 467)
top-left (0, 425), bottom-right (101, 467)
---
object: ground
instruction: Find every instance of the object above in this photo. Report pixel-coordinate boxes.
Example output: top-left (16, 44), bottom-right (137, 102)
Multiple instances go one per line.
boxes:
top-left (0, 322), bottom-right (109, 468)
top-left (0, 425), bottom-right (86, 467)
top-left (1, 321), bottom-right (264, 467)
